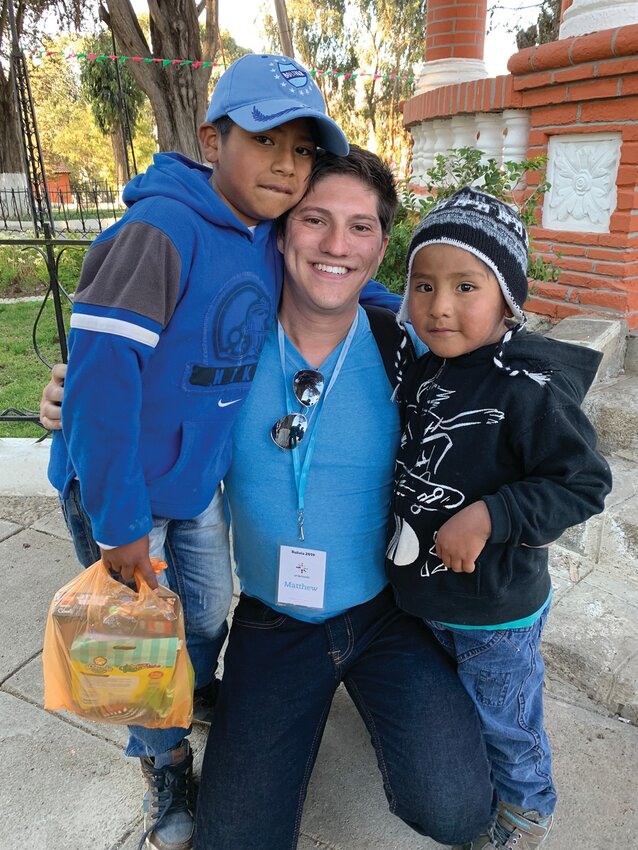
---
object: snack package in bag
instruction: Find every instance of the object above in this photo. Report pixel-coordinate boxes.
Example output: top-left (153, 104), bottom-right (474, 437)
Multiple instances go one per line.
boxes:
top-left (43, 558), bottom-right (194, 728)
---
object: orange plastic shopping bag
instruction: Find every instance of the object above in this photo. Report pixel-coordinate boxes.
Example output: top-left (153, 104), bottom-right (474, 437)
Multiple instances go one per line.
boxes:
top-left (43, 558), bottom-right (194, 728)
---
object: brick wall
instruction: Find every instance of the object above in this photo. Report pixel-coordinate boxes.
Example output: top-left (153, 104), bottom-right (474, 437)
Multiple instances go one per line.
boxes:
top-left (510, 25), bottom-right (638, 327)
top-left (403, 23), bottom-right (638, 329)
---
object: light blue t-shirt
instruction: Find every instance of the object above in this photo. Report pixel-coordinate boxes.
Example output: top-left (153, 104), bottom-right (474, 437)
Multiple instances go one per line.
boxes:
top-left (224, 306), bottom-right (403, 623)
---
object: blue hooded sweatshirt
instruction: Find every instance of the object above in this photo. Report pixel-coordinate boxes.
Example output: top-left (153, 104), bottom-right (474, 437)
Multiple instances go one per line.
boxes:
top-left (49, 152), bottom-right (397, 547)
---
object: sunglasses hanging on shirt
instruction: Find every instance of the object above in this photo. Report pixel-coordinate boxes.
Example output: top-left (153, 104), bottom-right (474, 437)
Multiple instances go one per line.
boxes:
top-left (271, 369), bottom-right (325, 450)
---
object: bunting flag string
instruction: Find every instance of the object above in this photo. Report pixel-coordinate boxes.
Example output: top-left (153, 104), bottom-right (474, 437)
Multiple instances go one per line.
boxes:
top-left (33, 50), bottom-right (417, 83)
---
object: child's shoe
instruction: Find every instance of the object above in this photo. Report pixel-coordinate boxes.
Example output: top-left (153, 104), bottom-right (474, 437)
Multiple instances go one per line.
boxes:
top-left (450, 802), bottom-right (553, 850)
top-left (450, 835), bottom-right (497, 849)
top-left (138, 741), bottom-right (195, 850)
top-left (490, 802), bottom-right (553, 849)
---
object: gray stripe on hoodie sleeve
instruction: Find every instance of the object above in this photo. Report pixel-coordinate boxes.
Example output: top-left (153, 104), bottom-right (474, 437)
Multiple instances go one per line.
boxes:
top-left (73, 221), bottom-right (183, 328)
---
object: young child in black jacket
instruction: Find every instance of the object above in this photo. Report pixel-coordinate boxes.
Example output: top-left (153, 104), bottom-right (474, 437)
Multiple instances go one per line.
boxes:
top-left (386, 187), bottom-right (612, 850)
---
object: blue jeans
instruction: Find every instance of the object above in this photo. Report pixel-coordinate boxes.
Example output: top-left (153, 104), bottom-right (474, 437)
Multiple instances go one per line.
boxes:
top-left (195, 588), bottom-right (493, 850)
top-left (60, 480), bottom-right (233, 757)
top-left (59, 479), bottom-right (101, 568)
top-left (425, 608), bottom-right (557, 818)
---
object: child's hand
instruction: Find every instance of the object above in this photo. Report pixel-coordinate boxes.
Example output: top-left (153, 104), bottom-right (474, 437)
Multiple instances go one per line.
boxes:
top-left (436, 501), bottom-right (492, 574)
top-left (100, 535), bottom-right (159, 590)
top-left (39, 363), bottom-right (66, 430)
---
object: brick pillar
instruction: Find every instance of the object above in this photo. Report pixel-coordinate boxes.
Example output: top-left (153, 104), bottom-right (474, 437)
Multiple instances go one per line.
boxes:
top-left (424, 0), bottom-right (488, 62)
top-left (417, 0), bottom-right (489, 94)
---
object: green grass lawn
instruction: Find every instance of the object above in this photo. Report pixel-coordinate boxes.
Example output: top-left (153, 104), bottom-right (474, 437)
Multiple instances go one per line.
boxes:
top-left (0, 299), bottom-right (71, 437)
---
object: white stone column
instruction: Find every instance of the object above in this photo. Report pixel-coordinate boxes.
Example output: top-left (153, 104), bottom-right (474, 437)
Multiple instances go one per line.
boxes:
top-left (475, 113), bottom-right (505, 163)
top-left (560, 0), bottom-right (638, 39)
top-left (416, 58), bottom-right (489, 95)
top-left (410, 122), bottom-right (437, 185)
top-left (502, 110), bottom-right (531, 163)
top-left (432, 118), bottom-right (454, 161)
top-left (450, 114), bottom-right (479, 150)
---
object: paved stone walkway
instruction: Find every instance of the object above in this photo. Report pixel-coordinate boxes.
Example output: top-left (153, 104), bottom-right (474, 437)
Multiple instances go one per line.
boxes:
top-left (1, 439), bottom-right (636, 849)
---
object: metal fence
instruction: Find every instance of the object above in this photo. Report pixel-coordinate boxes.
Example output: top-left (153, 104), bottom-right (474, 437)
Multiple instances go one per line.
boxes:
top-left (0, 183), bottom-right (125, 234)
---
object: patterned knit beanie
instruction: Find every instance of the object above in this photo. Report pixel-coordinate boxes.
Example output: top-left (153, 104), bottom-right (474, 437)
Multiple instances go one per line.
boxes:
top-left (397, 187), bottom-right (552, 385)
top-left (397, 186), bottom-right (529, 325)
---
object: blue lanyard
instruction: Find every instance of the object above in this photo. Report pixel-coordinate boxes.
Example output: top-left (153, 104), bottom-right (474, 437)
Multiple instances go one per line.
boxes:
top-left (277, 312), bottom-right (359, 541)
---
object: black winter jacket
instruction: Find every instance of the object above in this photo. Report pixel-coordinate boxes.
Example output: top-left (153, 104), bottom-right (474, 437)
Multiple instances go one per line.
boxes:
top-left (386, 330), bottom-right (612, 626)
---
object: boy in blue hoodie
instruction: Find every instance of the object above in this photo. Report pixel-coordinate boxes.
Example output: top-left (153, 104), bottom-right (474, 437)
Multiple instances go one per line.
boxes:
top-left (386, 188), bottom-right (612, 850)
top-left (47, 54), bottom-right (392, 850)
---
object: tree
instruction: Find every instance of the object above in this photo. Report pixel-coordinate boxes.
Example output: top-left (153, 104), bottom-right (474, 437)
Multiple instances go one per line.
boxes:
top-left (516, 2), bottom-right (560, 49)
top-left (27, 32), bottom-right (156, 185)
top-left (3, 1), bottom-right (232, 166)
top-left (28, 36), bottom-right (120, 183)
top-left (100, 0), bottom-right (218, 159)
top-left (0, 1), bottom-right (84, 175)
top-left (264, 0), bottom-right (359, 140)
top-left (80, 31), bottom-right (145, 186)
top-left (353, 0), bottom-right (426, 173)
top-left (263, 0), bottom-right (425, 177)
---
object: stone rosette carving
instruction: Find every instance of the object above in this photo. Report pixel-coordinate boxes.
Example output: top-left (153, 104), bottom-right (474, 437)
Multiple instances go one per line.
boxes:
top-left (543, 133), bottom-right (622, 233)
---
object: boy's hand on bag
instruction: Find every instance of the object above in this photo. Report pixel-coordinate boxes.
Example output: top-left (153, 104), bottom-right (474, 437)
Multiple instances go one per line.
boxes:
top-left (435, 501), bottom-right (492, 574)
top-left (100, 535), bottom-right (159, 589)
top-left (39, 363), bottom-right (67, 430)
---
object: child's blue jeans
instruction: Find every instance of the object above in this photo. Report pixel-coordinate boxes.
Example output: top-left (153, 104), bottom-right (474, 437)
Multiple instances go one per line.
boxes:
top-left (425, 607), bottom-right (557, 818)
top-left (59, 479), bottom-right (233, 757)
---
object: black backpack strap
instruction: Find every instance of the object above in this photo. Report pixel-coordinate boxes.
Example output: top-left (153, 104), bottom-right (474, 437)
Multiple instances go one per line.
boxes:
top-left (363, 304), bottom-right (416, 392)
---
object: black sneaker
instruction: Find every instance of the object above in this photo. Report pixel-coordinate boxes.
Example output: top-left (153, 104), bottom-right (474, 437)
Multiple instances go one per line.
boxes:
top-left (138, 742), bottom-right (195, 850)
top-left (192, 678), bottom-right (221, 725)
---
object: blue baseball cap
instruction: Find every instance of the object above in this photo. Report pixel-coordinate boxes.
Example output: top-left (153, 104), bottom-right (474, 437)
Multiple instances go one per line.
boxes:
top-left (205, 53), bottom-right (349, 156)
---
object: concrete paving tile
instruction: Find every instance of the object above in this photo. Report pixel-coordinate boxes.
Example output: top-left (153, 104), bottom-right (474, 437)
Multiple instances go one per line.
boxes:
top-left (298, 839), bottom-right (336, 850)
top-left (2, 653), bottom-right (130, 749)
top-left (605, 456), bottom-right (638, 509)
top-left (0, 518), bottom-right (21, 542)
top-left (599, 491), bottom-right (638, 587)
top-left (0, 529), bottom-right (79, 680)
top-left (616, 652), bottom-right (638, 723)
top-left (31, 505), bottom-right (73, 541)
top-left (543, 572), bottom-right (638, 719)
top-left (585, 374), bottom-right (638, 462)
top-left (0, 437), bottom-right (52, 496)
top-left (556, 513), bottom-right (604, 562)
top-left (549, 546), bottom-right (593, 596)
top-left (545, 692), bottom-right (638, 848)
top-left (0, 690), bottom-right (141, 850)
top-left (298, 686), bottom-right (638, 850)
top-left (0, 494), bottom-right (58, 526)
top-left (116, 828), bottom-right (147, 850)
top-left (547, 568), bottom-right (574, 604)
top-left (1, 675), bottom-right (636, 849)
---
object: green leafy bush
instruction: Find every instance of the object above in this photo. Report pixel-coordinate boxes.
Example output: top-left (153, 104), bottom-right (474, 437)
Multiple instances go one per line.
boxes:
top-left (376, 147), bottom-right (558, 295)
top-left (0, 238), bottom-right (90, 299)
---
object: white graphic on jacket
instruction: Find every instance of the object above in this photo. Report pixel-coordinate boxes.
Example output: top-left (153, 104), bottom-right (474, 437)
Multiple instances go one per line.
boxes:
top-left (387, 378), bottom-right (504, 578)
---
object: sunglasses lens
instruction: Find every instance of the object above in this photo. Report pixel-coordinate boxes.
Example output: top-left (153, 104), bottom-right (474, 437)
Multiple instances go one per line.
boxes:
top-left (271, 413), bottom-right (308, 450)
top-left (293, 370), bottom-right (324, 407)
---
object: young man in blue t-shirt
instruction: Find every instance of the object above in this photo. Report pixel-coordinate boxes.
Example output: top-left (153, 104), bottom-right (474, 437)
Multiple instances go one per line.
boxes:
top-left (193, 147), bottom-right (494, 850)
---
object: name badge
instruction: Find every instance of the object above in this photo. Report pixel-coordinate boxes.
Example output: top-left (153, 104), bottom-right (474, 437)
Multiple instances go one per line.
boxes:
top-left (277, 545), bottom-right (326, 609)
